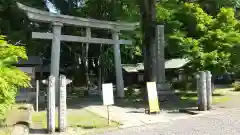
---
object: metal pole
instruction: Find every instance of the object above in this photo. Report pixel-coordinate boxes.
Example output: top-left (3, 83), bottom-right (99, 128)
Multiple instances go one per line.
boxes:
top-left (36, 80), bottom-right (39, 112)
top-left (50, 22), bottom-right (62, 106)
top-left (107, 105), bottom-right (111, 125)
top-left (112, 30), bottom-right (124, 98)
top-left (206, 71), bottom-right (212, 110)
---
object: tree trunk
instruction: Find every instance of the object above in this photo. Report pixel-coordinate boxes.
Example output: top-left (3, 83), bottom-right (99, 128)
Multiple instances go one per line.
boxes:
top-left (139, 0), bottom-right (157, 102)
top-left (139, 0), bottom-right (157, 82)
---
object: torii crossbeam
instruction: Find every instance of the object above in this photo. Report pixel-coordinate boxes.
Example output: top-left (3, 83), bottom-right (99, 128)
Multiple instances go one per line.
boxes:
top-left (17, 2), bottom-right (136, 99)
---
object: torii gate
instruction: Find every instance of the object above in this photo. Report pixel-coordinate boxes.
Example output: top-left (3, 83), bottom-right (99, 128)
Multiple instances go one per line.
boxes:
top-left (17, 2), bottom-right (136, 98)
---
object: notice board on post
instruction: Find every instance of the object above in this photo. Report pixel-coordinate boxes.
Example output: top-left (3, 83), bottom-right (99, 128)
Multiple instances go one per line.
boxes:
top-left (102, 83), bottom-right (114, 106)
top-left (147, 82), bottom-right (160, 113)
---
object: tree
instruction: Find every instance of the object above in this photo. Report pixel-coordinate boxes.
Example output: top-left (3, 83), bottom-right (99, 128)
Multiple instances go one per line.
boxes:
top-left (0, 35), bottom-right (30, 122)
top-left (138, 0), bottom-right (157, 82)
top-left (156, 2), bottom-right (240, 74)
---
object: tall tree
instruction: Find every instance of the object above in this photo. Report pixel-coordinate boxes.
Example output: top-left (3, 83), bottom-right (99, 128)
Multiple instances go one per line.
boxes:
top-left (138, 0), bottom-right (157, 82)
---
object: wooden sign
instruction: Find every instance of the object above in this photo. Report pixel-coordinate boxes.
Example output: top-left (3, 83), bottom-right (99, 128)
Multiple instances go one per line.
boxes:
top-left (102, 83), bottom-right (114, 106)
top-left (146, 82), bottom-right (160, 113)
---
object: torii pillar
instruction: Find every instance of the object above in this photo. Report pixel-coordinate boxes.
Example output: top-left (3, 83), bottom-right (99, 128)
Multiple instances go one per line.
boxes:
top-left (50, 22), bottom-right (62, 103)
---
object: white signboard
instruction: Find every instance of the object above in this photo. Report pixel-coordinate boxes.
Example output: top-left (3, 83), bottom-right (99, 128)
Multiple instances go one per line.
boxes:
top-left (146, 82), bottom-right (160, 113)
top-left (102, 83), bottom-right (114, 105)
top-left (147, 82), bottom-right (158, 100)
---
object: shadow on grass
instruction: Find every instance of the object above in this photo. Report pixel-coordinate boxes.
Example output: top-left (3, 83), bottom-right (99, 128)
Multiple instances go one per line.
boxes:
top-left (175, 92), bottom-right (224, 97)
top-left (29, 128), bottom-right (47, 134)
top-left (115, 91), bottom-right (226, 111)
top-left (31, 89), bottom-right (228, 113)
top-left (73, 125), bottom-right (97, 129)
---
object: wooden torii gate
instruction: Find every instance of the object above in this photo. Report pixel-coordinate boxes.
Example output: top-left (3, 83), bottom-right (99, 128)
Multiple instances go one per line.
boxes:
top-left (17, 2), bottom-right (136, 98)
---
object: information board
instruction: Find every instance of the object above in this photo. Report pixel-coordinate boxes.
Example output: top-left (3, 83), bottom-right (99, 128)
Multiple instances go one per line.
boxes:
top-left (102, 83), bottom-right (114, 105)
top-left (147, 82), bottom-right (160, 113)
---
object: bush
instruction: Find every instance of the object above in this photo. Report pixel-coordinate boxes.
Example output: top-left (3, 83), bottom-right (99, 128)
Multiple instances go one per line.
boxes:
top-left (0, 35), bottom-right (30, 123)
top-left (126, 84), bottom-right (139, 97)
top-left (171, 80), bottom-right (197, 91)
top-left (232, 82), bottom-right (240, 91)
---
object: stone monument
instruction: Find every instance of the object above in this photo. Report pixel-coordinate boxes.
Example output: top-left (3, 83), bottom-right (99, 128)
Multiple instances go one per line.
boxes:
top-left (58, 75), bottom-right (72, 132)
top-left (47, 75), bottom-right (56, 133)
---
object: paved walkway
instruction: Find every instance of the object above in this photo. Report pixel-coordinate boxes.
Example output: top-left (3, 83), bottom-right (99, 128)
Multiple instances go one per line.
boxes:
top-left (94, 90), bottom-right (240, 135)
top-left (83, 105), bottom-right (191, 128)
top-left (96, 108), bottom-right (240, 135)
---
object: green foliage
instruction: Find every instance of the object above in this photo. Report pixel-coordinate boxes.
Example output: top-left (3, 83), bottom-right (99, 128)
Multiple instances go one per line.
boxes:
top-left (0, 35), bottom-right (30, 122)
top-left (157, 1), bottom-right (240, 74)
top-left (232, 81), bottom-right (240, 91)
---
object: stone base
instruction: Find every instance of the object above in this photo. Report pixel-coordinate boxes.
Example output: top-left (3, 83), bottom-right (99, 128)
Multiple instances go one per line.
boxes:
top-left (157, 83), bottom-right (171, 91)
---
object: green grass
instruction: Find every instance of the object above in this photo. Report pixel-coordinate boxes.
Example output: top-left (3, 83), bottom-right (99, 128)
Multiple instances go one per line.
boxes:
top-left (179, 87), bottom-right (236, 105)
top-left (180, 95), bottom-right (231, 104)
top-left (0, 127), bottom-right (12, 135)
top-left (31, 109), bottom-right (119, 130)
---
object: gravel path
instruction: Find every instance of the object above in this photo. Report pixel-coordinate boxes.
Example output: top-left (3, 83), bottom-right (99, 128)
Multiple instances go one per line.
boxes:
top-left (95, 108), bottom-right (240, 135)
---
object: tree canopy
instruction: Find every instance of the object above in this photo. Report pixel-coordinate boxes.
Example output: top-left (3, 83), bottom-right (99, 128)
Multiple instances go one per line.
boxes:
top-left (157, 2), bottom-right (240, 74)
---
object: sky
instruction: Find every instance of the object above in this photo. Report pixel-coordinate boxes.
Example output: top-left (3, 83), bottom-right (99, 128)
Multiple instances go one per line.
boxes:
top-left (44, 0), bottom-right (85, 14)
top-left (44, 0), bottom-right (60, 14)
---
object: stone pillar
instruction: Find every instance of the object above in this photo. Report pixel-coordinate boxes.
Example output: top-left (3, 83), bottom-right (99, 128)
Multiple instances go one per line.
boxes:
top-left (198, 71), bottom-right (207, 111)
top-left (196, 74), bottom-right (200, 106)
top-left (50, 22), bottom-right (62, 105)
top-left (156, 25), bottom-right (167, 90)
top-left (206, 71), bottom-right (212, 110)
top-left (112, 30), bottom-right (124, 98)
top-left (47, 76), bottom-right (56, 133)
top-left (58, 75), bottom-right (67, 132)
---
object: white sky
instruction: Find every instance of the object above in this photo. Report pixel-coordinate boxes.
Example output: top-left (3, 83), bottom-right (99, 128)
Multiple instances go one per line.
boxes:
top-left (44, 0), bottom-right (85, 14)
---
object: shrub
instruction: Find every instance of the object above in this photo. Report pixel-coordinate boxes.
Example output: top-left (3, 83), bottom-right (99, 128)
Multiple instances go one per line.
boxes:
top-left (171, 80), bottom-right (196, 91)
top-left (0, 35), bottom-right (30, 123)
top-left (232, 82), bottom-right (240, 91)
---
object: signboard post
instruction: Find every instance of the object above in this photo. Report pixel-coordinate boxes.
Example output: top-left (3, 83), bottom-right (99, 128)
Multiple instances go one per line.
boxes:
top-left (36, 80), bottom-right (39, 112)
top-left (102, 83), bottom-right (114, 125)
top-left (146, 82), bottom-right (160, 114)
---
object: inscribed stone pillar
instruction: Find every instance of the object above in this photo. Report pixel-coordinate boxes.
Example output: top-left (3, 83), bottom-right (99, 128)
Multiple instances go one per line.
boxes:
top-left (59, 75), bottom-right (67, 132)
top-left (156, 25), bottom-right (166, 90)
top-left (50, 22), bottom-right (62, 105)
top-left (206, 71), bottom-right (212, 110)
top-left (47, 75), bottom-right (55, 133)
top-left (112, 30), bottom-right (124, 98)
top-left (198, 71), bottom-right (207, 111)
top-left (196, 74), bottom-right (200, 106)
